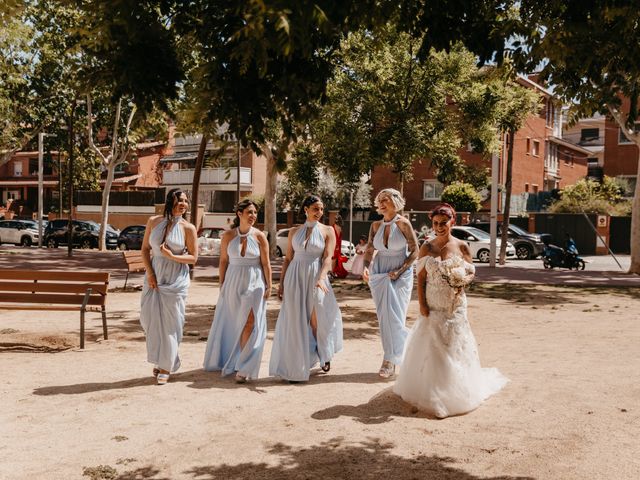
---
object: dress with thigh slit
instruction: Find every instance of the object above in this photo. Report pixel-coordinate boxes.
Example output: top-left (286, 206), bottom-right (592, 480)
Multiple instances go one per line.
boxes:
top-left (368, 216), bottom-right (413, 365)
top-left (269, 221), bottom-right (343, 382)
top-left (140, 216), bottom-right (190, 373)
top-left (203, 228), bottom-right (267, 379)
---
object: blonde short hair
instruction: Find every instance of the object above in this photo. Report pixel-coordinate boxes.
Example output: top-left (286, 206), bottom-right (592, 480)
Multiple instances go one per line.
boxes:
top-left (374, 188), bottom-right (405, 213)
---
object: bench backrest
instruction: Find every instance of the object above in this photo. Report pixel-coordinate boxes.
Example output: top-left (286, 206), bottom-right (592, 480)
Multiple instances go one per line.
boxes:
top-left (0, 270), bottom-right (110, 306)
top-left (122, 251), bottom-right (145, 272)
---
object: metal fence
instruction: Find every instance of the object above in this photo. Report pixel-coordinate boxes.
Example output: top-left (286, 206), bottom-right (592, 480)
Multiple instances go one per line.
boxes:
top-left (609, 216), bottom-right (631, 254)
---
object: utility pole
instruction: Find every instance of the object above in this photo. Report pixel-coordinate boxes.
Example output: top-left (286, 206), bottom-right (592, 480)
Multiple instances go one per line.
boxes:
top-left (489, 151), bottom-right (500, 268)
top-left (67, 98), bottom-right (77, 258)
top-left (38, 132), bottom-right (55, 248)
top-left (236, 138), bottom-right (241, 203)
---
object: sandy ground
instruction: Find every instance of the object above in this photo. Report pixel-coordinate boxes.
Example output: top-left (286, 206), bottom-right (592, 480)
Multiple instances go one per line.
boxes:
top-left (1, 276), bottom-right (640, 480)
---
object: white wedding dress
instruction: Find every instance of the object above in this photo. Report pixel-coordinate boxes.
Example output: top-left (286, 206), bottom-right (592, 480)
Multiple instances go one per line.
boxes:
top-left (393, 255), bottom-right (508, 418)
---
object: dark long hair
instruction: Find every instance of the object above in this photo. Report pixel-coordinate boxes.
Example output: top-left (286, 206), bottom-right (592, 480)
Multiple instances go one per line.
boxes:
top-left (162, 189), bottom-right (188, 241)
top-left (163, 188), bottom-right (188, 220)
top-left (232, 198), bottom-right (259, 228)
top-left (298, 194), bottom-right (322, 222)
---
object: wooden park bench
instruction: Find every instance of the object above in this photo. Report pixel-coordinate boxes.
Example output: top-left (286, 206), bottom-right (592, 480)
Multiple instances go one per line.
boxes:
top-left (122, 251), bottom-right (145, 288)
top-left (0, 270), bottom-right (109, 349)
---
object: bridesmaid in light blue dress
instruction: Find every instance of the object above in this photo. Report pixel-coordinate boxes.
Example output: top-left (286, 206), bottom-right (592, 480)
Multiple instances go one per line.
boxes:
top-left (203, 199), bottom-right (272, 383)
top-left (140, 189), bottom-right (198, 385)
top-left (269, 195), bottom-right (343, 383)
top-left (363, 188), bottom-right (418, 378)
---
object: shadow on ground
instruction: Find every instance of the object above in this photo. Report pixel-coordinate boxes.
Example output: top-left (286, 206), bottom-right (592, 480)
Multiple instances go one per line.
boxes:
top-left (469, 283), bottom-right (640, 306)
top-left (108, 437), bottom-right (535, 480)
top-left (33, 370), bottom-right (390, 396)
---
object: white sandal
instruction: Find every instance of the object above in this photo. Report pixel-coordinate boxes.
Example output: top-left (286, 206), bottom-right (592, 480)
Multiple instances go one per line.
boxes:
top-left (156, 373), bottom-right (170, 385)
top-left (378, 360), bottom-right (395, 379)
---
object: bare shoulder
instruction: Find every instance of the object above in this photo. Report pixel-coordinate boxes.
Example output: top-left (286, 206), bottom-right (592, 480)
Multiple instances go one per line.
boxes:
top-left (420, 241), bottom-right (432, 256)
top-left (182, 221), bottom-right (197, 234)
top-left (396, 216), bottom-right (412, 227)
top-left (289, 225), bottom-right (301, 236)
top-left (458, 239), bottom-right (472, 254)
top-left (146, 215), bottom-right (164, 228)
top-left (254, 229), bottom-right (268, 242)
top-left (222, 229), bottom-right (236, 240)
top-left (322, 223), bottom-right (334, 234)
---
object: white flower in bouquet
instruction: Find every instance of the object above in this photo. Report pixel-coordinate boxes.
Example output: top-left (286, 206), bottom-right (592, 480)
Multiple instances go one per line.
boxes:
top-left (439, 257), bottom-right (472, 290)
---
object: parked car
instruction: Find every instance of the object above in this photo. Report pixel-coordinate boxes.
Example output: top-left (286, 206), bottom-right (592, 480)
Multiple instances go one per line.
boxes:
top-left (198, 227), bottom-right (225, 255)
top-left (0, 219), bottom-right (40, 247)
top-left (117, 225), bottom-right (146, 250)
top-left (275, 227), bottom-right (355, 258)
top-left (471, 221), bottom-right (546, 259)
top-left (449, 225), bottom-right (516, 263)
top-left (44, 219), bottom-right (118, 249)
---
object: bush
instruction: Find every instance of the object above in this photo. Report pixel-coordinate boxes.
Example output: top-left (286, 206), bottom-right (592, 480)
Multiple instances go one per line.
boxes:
top-left (440, 181), bottom-right (482, 213)
top-left (548, 177), bottom-right (629, 214)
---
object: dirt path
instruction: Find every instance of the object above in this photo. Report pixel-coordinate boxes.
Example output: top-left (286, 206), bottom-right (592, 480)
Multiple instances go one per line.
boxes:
top-left (1, 280), bottom-right (639, 479)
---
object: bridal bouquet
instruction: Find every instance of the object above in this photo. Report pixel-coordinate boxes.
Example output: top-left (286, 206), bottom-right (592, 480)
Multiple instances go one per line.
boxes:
top-left (439, 256), bottom-right (473, 290)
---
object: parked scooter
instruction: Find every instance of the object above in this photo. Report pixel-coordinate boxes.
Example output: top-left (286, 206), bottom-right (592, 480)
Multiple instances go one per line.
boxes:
top-left (541, 235), bottom-right (586, 270)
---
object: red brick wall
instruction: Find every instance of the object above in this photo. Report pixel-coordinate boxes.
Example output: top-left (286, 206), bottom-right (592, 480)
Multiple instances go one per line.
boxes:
top-left (557, 144), bottom-right (588, 188)
top-left (604, 117), bottom-right (639, 177)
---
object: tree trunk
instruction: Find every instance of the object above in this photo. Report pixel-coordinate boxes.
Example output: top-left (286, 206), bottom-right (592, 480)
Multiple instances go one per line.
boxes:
top-left (98, 162), bottom-right (117, 251)
top-left (629, 149), bottom-right (640, 274)
top-left (190, 134), bottom-right (208, 230)
top-left (499, 128), bottom-right (515, 265)
top-left (263, 147), bottom-right (278, 258)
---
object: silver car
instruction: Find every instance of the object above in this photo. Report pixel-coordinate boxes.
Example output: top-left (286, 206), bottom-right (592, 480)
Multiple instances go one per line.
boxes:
top-left (0, 220), bottom-right (40, 247)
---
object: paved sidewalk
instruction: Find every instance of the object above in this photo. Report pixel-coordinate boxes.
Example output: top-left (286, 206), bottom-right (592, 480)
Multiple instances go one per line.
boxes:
top-left (0, 247), bottom-right (637, 288)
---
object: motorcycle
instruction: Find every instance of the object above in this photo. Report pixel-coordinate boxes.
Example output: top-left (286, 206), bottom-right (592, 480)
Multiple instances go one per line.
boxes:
top-left (541, 237), bottom-right (586, 270)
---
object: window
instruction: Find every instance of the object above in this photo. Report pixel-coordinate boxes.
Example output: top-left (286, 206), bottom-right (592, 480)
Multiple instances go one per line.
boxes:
top-left (532, 140), bottom-right (540, 156)
top-left (525, 183), bottom-right (529, 193)
top-left (423, 180), bottom-right (444, 200)
top-left (13, 162), bottom-right (22, 176)
top-left (531, 184), bottom-right (539, 194)
top-left (526, 138), bottom-right (531, 153)
top-left (545, 100), bottom-right (555, 127)
top-left (580, 128), bottom-right (599, 142)
top-left (618, 122), bottom-right (640, 144)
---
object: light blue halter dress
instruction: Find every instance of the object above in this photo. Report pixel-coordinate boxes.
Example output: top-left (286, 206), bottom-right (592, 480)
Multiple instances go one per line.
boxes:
top-left (140, 216), bottom-right (190, 373)
top-left (203, 228), bottom-right (268, 379)
top-left (269, 221), bottom-right (343, 382)
top-left (368, 215), bottom-right (413, 365)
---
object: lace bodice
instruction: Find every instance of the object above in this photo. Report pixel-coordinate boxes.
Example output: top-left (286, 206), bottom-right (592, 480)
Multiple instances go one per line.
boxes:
top-left (417, 255), bottom-right (475, 313)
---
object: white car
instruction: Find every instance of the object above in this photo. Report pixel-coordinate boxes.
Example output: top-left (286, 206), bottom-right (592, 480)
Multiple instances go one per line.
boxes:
top-left (450, 226), bottom-right (516, 263)
top-left (0, 219), bottom-right (40, 247)
top-left (276, 228), bottom-right (355, 258)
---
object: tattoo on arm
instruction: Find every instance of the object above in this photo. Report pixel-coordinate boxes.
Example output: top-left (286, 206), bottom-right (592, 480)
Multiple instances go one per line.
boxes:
top-left (363, 223), bottom-right (377, 269)
top-left (397, 220), bottom-right (419, 274)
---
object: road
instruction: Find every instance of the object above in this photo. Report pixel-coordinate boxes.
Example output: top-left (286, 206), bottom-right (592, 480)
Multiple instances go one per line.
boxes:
top-left (0, 246), bottom-right (637, 288)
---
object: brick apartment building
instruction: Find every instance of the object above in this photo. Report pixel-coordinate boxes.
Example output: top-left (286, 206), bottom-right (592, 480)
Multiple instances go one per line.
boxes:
top-left (160, 134), bottom-right (267, 212)
top-left (371, 76), bottom-right (591, 213)
top-left (603, 98), bottom-right (639, 197)
top-left (0, 141), bottom-right (170, 218)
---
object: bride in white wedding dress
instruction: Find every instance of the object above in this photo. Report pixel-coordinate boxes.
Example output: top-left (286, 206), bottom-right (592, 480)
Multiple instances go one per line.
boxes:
top-left (393, 204), bottom-right (508, 418)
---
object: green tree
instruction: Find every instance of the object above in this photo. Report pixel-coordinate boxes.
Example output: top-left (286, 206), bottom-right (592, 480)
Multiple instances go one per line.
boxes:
top-left (313, 29), bottom-right (507, 196)
top-left (440, 182), bottom-right (482, 213)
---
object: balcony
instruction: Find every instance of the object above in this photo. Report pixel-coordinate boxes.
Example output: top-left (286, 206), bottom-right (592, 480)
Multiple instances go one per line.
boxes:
top-left (163, 167), bottom-right (252, 187)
